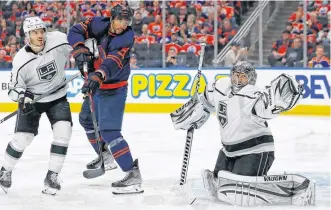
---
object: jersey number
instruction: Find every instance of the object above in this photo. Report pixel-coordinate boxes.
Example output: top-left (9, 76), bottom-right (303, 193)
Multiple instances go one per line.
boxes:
top-left (217, 101), bottom-right (228, 128)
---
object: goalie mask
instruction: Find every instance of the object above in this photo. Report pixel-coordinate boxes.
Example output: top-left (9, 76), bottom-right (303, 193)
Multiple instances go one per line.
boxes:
top-left (230, 61), bottom-right (257, 93)
top-left (23, 17), bottom-right (47, 53)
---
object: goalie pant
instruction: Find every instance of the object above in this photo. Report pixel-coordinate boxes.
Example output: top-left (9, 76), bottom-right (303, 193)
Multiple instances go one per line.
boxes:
top-left (68, 17), bottom-right (136, 172)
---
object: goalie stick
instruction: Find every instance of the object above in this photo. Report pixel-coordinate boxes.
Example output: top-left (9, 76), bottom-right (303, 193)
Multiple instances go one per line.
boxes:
top-left (177, 43), bottom-right (206, 205)
top-left (0, 72), bottom-right (81, 125)
top-left (82, 63), bottom-right (105, 179)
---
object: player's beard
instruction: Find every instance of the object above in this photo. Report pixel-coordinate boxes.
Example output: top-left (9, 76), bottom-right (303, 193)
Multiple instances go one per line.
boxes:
top-left (115, 27), bottom-right (124, 34)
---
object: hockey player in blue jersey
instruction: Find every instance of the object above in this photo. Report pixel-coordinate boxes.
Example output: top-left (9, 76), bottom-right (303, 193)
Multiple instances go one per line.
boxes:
top-left (68, 4), bottom-right (143, 194)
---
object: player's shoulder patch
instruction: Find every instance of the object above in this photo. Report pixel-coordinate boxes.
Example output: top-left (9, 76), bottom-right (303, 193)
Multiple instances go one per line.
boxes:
top-left (213, 77), bottom-right (231, 95)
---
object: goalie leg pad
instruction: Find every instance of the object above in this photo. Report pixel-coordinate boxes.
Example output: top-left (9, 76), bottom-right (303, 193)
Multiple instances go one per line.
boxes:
top-left (216, 170), bottom-right (316, 206)
top-left (3, 132), bottom-right (34, 171)
top-left (49, 121), bottom-right (72, 173)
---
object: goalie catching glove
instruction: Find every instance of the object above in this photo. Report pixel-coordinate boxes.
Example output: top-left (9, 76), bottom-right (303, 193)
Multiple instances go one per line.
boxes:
top-left (170, 91), bottom-right (212, 130)
top-left (263, 73), bottom-right (303, 114)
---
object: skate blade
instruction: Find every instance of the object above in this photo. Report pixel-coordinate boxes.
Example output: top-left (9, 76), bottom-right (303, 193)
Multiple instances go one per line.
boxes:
top-left (86, 164), bottom-right (117, 171)
top-left (0, 185), bottom-right (8, 194)
top-left (42, 186), bottom-right (58, 196)
top-left (112, 184), bottom-right (144, 195)
top-left (105, 164), bottom-right (118, 171)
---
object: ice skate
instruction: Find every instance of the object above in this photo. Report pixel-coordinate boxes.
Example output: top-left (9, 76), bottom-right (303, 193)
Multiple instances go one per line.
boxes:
top-left (42, 171), bottom-right (62, 195)
top-left (201, 169), bottom-right (218, 197)
top-left (86, 150), bottom-right (118, 171)
top-left (0, 167), bottom-right (12, 193)
top-left (112, 159), bottom-right (144, 195)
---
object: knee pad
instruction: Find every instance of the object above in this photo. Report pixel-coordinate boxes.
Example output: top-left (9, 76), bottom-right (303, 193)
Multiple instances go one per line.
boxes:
top-left (11, 132), bottom-right (34, 151)
top-left (52, 121), bottom-right (72, 146)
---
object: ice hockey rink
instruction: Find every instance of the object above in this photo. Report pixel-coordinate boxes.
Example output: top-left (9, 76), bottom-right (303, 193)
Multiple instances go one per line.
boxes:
top-left (0, 113), bottom-right (329, 210)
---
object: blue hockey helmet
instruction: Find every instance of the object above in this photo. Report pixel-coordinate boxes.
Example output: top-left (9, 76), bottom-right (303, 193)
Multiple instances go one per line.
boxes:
top-left (111, 4), bottom-right (134, 26)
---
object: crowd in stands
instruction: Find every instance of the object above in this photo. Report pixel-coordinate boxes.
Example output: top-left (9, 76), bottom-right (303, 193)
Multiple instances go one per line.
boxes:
top-left (0, 0), bottom-right (255, 69)
top-left (268, 0), bottom-right (330, 68)
top-left (0, 0), bottom-right (328, 69)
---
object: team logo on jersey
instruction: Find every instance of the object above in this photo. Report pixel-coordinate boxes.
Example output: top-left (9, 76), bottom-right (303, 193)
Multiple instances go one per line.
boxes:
top-left (217, 101), bottom-right (228, 128)
top-left (37, 60), bottom-right (58, 81)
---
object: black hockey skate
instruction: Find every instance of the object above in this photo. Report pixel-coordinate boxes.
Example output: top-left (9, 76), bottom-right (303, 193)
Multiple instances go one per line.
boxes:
top-left (112, 159), bottom-right (144, 195)
top-left (42, 170), bottom-right (62, 195)
top-left (86, 150), bottom-right (117, 171)
top-left (0, 167), bottom-right (12, 193)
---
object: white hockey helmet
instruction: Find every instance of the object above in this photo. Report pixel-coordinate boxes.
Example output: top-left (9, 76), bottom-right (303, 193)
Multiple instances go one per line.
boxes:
top-left (23, 17), bottom-right (47, 50)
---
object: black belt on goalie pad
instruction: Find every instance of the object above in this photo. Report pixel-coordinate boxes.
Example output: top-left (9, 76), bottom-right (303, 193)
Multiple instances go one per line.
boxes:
top-left (223, 135), bottom-right (274, 153)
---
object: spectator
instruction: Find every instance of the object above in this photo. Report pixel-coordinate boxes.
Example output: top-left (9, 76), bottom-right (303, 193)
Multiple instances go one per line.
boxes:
top-left (130, 53), bottom-right (140, 69)
top-left (95, 10), bottom-right (102, 17)
top-left (316, 26), bottom-right (330, 45)
top-left (281, 37), bottom-right (304, 67)
top-left (0, 18), bottom-right (15, 40)
top-left (21, 2), bottom-right (33, 19)
top-left (9, 43), bottom-right (18, 59)
top-left (168, 14), bottom-right (180, 33)
top-left (132, 11), bottom-right (143, 35)
top-left (167, 32), bottom-right (184, 45)
top-left (135, 24), bottom-right (156, 44)
top-left (268, 30), bottom-right (293, 66)
top-left (181, 33), bottom-right (201, 56)
top-left (223, 42), bottom-right (248, 67)
top-left (178, 6), bottom-right (188, 24)
top-left (166, 47), bottom-right (178, 67)
top-left (148, 14), bottom-right (162, 37)
top-left (82, 2), bottom-right (96, 19)
top-left (0, 49), bottom-right (11, 68)
top-left (137, 1), bottom-right (149, 18)
top-left (218, 19), bottom-right (237, 49)
top-left (8, 2), bottom-right (21, 22)
top-left (308, 45), bottom-right (330, 68)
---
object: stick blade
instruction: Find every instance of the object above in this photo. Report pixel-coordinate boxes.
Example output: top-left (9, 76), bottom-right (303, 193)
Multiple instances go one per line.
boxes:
top-left (83, 167), bottom-right (105, 179)
top-left (175, 183), bottom-right (196, 205)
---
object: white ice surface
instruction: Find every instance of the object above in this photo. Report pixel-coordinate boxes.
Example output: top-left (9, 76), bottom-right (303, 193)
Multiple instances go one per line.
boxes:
top-left (0, 113), bottom-right (329, 210)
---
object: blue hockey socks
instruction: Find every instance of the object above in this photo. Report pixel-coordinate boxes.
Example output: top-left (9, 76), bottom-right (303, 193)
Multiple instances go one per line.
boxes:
top-left (101, 131), bottom-right (133, 172)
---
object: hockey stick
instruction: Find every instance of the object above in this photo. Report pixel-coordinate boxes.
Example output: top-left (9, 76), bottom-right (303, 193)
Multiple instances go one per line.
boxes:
top-left (82, 63), bottom-right (105, 179)
top-left (177, 43), bottom-right (206, 205)
top-left (0, 72), bottom-right (81, 125)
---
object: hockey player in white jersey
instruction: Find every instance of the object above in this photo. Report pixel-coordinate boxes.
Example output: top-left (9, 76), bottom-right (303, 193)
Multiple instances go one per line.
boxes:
top-left (171, 61), bottom-right (315, 206)
top-left (0, 17), bottom-right (73, 195)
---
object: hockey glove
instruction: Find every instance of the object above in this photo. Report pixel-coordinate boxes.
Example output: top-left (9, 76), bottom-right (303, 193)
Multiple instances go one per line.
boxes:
top-left (81, 72), bottom-right (104, 95)
top-left (72, 45), bottom-right (94, 76)
top-left (18, 91), bottom-right (35, 115)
